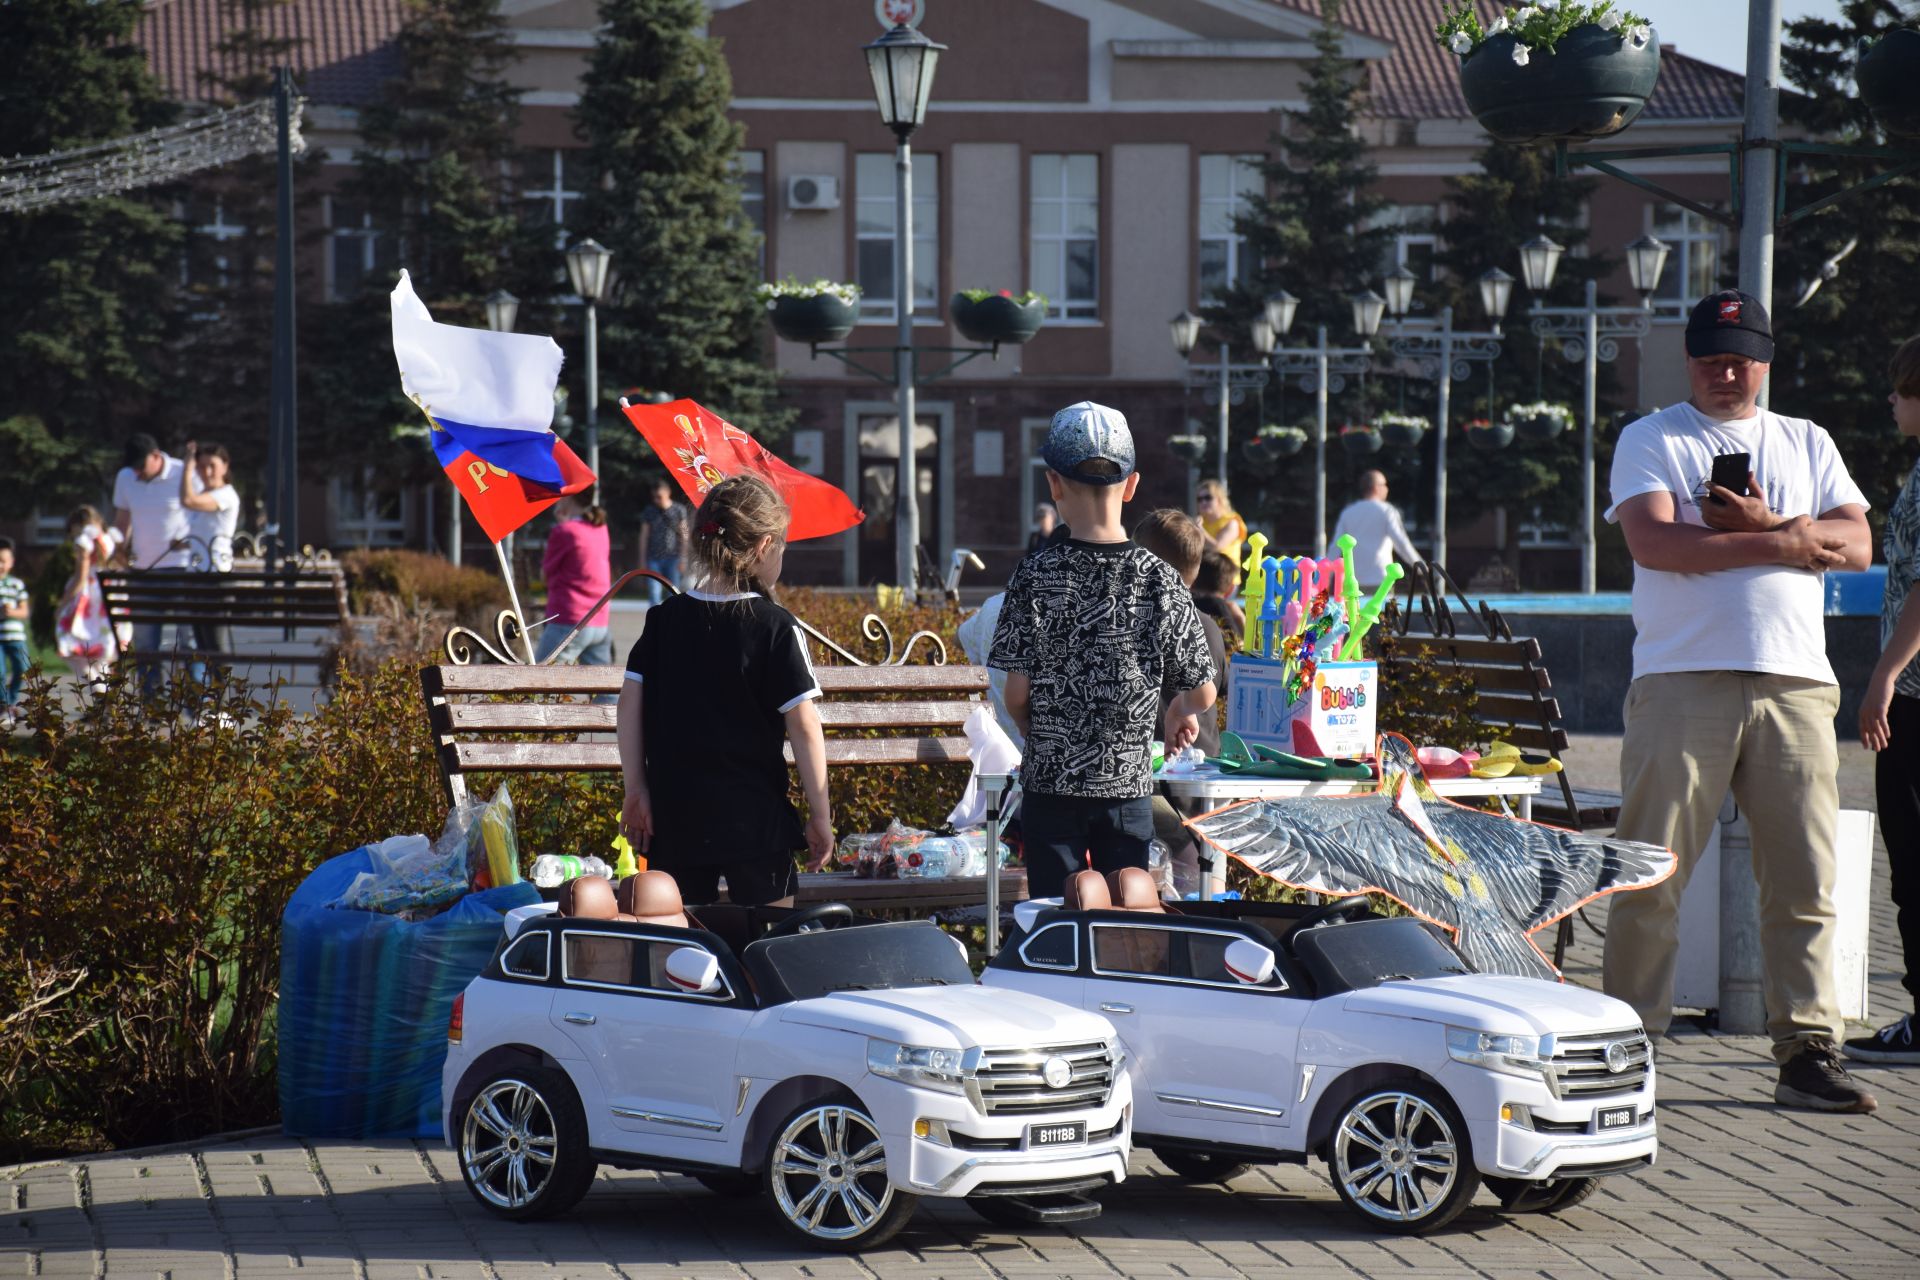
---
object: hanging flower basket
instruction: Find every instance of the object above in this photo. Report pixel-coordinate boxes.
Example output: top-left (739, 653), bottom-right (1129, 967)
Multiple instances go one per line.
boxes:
top-left (1167, 434), bottom-right (1209, 464)
top-left (1439, 7), bottom-right (1662, 145)
top-left (1380, 413), bottom-right (1430, 448)
top-left (1858, 28), bottom-right (1920, 138)
top-left (950, 289), bottom-right (1047, 345)
top-left (1507, 400), bottom-right (1574, 441)
top-left (757, 279), bottom-right (861, 345)
top-left (1339, 425), bottom-right (1382, 456)
top-left (1466, 418), bottom-right (1515, 451)
top-left (1262, 425), bottom-right (1309, 458)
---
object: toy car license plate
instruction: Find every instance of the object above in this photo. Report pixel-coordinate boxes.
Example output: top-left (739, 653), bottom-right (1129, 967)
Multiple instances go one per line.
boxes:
top-left (1596, 1105), bottom-right (1637, 1132)
top-left (1026, 1121), bottom-right (1085, 1148)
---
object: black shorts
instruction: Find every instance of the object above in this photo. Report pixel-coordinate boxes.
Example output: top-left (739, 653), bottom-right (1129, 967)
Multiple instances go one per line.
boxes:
top-left (669, 857), bottom-right (798, 908)
top-left (1018, 792), bottom-right (1154, 900)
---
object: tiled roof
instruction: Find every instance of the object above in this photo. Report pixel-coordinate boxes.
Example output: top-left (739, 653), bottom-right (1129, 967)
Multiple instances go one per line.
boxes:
top-left (1268, 0), bottom-right (1744, 123)
top-left (133, 0), bottom-right (407, 106)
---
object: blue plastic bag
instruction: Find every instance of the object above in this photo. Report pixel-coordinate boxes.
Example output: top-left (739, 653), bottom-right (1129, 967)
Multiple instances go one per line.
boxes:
top-left (279, 844), bottom-right (538, 1138)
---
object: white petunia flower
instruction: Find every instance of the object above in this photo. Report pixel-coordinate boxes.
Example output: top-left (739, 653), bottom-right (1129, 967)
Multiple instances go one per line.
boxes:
top-left (1515, 6), bottom-right (1539, 22)
top-left (1490, 15), bottom-right (1509, 34)
top-left (1538, 0), bottom-right (1559, 9)
top-left (1512, 43), bottom-right (1531, 66)
top-left (1598, 10), bottom-right (1622, 31)
top-left (1629, 23), bottom-right (1651, 48)
top-left (1450, 31), bottom-right (1473, 55)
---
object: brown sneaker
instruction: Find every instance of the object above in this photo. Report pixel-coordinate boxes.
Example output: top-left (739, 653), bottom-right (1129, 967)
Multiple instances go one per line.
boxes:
top-left (1775, 1038), bottom-right (1879, 1113)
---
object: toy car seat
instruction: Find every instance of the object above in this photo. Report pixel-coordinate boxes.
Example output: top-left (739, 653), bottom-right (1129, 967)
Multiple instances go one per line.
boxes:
top-left (557, 875), bottom-right (619, 918)
top-left (1062, 869), bottom-right (1113, 911)
top-left (1106, 867), bottom-right (1168, 913)
top-left (617, 870), bottom-right (692, 929)
top-left (555, 877), bottom-right (634, 984)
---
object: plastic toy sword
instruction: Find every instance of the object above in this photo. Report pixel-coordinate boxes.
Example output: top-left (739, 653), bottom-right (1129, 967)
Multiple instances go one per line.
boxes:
top-left (1258, 556), bottom-right (1282, 659)
top-left (1239, 531), bottom-right (1269, 653)
top-left (1336, 533), bottom-right (1362, 638)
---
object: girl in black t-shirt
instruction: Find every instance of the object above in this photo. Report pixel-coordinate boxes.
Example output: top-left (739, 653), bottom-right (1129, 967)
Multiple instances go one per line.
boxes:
top-left (617, 475), bottom-right (833, 907)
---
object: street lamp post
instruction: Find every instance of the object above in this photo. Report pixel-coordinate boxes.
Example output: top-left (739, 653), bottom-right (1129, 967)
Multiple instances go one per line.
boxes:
top-left (1268, 298), bottom-right (1375, 557)
top-left (565, 238), bottom-right (613, 503)
top-left (1168, 296), bottom-right (1284, 490)
top-left (1377, 266), bottom-right (1510, 574)
top-left (1519, 234), bottom-right (1670, 593)
top-left (863, 22), bottom-right (946, 594)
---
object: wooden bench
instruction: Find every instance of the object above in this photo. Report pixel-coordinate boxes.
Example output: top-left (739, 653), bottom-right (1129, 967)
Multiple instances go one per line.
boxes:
top-left (417, 662), bottom-right (1025, 910)
top-left (100, 563), bottom-right (351, 683)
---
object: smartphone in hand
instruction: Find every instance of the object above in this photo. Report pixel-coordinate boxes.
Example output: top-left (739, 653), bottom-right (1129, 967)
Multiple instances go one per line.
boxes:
top-left (1708, 451), bottom-right (1751, 503)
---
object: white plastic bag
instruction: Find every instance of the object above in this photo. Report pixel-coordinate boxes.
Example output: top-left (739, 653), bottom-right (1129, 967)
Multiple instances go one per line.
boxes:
top-left (947, 703), bottom-right (1021, 830)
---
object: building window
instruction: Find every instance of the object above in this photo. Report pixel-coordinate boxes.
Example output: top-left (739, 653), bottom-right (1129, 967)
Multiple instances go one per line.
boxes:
top-left (325, 197), bottom-right (388, 302)
top-left (521, 149), bottom-right (584, 250)
top-left (1369, 204), bottom-right (1440, 283)
top-left (180, 193), bottom-right (247, 292)
top-left (1030, 153), bottom-right (1098, 321)
top-left (1648, 203), bottom-right (1725, 317)
top-left (855, 152), bottom-right (938, 322)
top-left (330, 469), bottom-right (407, 547)
top-left (736, 150), bottom-right (767, 272)
top-left (1198, 154), bottom-right (1262, 303)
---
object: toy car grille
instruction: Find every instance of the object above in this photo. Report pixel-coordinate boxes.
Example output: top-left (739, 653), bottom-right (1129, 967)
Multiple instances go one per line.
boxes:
top-left (1549, 1029), bottom-right (1652, 1100)
top-left (973, 1041), bottom-right (1115, 1115)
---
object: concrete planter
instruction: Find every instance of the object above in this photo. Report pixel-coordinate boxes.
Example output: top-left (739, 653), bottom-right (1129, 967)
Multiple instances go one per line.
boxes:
top-left (1460, 25), bottom-right (1661, 145)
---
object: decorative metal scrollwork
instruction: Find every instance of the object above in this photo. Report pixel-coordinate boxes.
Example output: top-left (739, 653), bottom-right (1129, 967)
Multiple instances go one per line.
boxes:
top-left (444, 606), bottom-right (532, 667)
top-left (794, 612), bottom-right (951, 667)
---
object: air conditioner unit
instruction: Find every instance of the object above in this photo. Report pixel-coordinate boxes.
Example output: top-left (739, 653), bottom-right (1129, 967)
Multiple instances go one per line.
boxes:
top-left (786, 174), bottom-right (841, 211)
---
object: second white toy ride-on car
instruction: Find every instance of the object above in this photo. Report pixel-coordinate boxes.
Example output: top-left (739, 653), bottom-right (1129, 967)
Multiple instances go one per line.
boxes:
top-left (443, 871), bottom-right (1133, 1250)
top-left (983, 868), bottom-right (1658, 1234)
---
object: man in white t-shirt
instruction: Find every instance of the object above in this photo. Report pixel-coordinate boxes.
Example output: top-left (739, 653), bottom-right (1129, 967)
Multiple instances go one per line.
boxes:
top-left (1604, 289), bottom-right (1876, 1113)
top-left (111, 433), bottom-right (192, 698)
top-left (1332, 469), bottom-right (1423, 589)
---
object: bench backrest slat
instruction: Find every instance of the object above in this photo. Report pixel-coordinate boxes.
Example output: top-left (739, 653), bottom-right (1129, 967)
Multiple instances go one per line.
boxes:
top-left (442, 698), bottom-right (981, 735)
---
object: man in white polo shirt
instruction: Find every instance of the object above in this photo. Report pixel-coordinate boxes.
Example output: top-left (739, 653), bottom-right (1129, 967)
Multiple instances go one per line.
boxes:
top-left (1604, 289), bottom-right (1876, 1113)
top-left (111, 432), bottom-right (191, 697)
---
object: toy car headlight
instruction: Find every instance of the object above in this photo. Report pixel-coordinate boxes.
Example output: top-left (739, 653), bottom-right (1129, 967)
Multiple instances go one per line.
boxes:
top-left (867, 1039), bottom-right (971, 1094)
top-left (1446, 1027), bottom-right (1548, 1079)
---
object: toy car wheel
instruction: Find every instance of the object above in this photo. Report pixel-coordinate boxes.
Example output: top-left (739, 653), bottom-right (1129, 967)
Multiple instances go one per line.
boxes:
top-left (694, 1170), bottom-right (762, 1198)
top-left (459, 1067), bottom-right (595, 1221)
top-left (1327, 1081), bottom-right (1479, 1234)
top-left (764, 1096), bottom-right (917, 1250)
top-left (1485, 1174), bottom-right (1600, 1214)
top-left (1152, 1148), bottom-right (1251, 1184)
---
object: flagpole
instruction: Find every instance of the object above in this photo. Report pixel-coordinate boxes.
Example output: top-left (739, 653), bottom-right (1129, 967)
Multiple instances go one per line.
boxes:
top-left (494, 537), bottom-right (536, 664)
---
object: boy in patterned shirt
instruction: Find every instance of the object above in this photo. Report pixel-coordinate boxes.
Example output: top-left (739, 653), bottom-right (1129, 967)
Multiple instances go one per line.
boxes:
top-left (989, 402), bottom-right (1217, 900)
top-left (1847, 335), bottom-right (1920, 1064)
top-left (0, 537), bottom-right (30, 725)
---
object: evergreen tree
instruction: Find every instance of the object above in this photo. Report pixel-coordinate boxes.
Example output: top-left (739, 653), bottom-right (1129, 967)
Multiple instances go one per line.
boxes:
top-left (0, 0), bottom-right (181, 509)
top-left (1778, 0), bottom-right (1920, 516)
top-left (574, 0), bottom-right (785, 499)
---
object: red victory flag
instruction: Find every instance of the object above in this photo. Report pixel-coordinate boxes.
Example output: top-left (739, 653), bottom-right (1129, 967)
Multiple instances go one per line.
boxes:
top-left (622, 398), bottom-right (864, 541)
top-left (434, 425), bottom-right (597, 543)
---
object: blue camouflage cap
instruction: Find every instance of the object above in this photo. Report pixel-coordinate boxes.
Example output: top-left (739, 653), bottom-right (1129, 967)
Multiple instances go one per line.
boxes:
top-left (1041, 400), bottom-right (1135, 484)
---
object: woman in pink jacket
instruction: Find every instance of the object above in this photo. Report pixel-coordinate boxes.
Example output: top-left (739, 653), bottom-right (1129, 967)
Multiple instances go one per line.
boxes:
top-left (535, 496), bottom-right (613, 666)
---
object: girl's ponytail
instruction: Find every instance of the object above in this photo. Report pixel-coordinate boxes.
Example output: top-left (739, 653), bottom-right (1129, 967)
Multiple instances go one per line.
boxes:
top-left (690, 474), bottom-right (790, 594)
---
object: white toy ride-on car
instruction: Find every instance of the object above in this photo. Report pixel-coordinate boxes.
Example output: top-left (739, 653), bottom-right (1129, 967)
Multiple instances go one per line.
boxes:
top-left (981, 869), bottom-right (1657, 1234)
top-left (443, 872), bottom-right (1132, 1250)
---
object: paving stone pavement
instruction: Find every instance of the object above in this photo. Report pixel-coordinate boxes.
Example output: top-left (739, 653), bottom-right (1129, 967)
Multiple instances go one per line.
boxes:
top-left (5, 736), bottom-right (1915, 1279)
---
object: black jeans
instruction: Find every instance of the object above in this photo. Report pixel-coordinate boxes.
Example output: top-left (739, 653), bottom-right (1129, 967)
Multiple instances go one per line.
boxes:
top-left (1018, 792), bottom-right (1153, 900)
top-left (1880, 693), bottom-right (1920, 999)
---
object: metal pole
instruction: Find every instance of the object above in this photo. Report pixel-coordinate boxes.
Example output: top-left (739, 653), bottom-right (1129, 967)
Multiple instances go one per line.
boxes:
top-left (1582, 280), bottom-right (1599, 595)
top-left (1432, 307), bottom-right (1453, 574)
top-left (894, 137), bottom-right (920, 593)
top-left (1740, 0), bottom-right (1781, 409)
top-left (494, 537), bottom-right (536, 665)
top-left (1217, 342), bottom-right (1231, 486)
top-left (450, 494), bottom-right (463, 566)
top-left (1314, 326), bottom-right (1329, 558)
top-left (585, 301), bottom-right (601, 502)
top-left (269, 66), bottom-right (298, 570)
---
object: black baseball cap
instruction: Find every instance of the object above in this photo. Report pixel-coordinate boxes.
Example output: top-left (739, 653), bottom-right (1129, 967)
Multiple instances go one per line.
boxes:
top-left (1685, 289), bottom-right (1774, 363)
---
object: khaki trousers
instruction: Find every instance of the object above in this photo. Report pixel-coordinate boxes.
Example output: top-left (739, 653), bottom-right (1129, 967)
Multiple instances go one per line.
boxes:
top-left (1602, 671), bottom-right (1843, 1063)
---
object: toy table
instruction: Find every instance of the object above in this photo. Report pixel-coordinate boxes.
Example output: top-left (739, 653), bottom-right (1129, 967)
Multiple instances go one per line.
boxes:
top-left (1157, 770), bottom-right (1544, 899)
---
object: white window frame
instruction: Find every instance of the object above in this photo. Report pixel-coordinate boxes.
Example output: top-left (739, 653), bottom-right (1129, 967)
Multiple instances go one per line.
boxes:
top-left (1646, 202), bottom-right (1727, 319)
top-left (736, 149), bottom-right (767, 273)
top-left (178, 195), bottom-right (247, 291)
top-left (521, 148), bottom-right (584, 251)
top-left (1197, 153), bottom-right (1262, 304)
top-left (1029, 153), bottom-right (1099, 322)
top-left (329, 467), bottom-right (408, 547)
top-left (854, 151), bottom-right (939, 324)
top-left (324, 196), bottom-right (383, 303)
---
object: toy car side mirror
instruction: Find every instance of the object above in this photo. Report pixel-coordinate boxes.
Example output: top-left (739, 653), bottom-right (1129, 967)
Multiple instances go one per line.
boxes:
top-left (664, 947), bottom-right (724, 995)
top-left (1223, 938), bottom-right (1277, 986)
top-left (1012, 898), bottom-right (1062, 934)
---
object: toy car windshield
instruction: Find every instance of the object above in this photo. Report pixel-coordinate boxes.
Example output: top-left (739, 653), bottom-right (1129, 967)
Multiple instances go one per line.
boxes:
top-left (747, 919), bottom-right (975, 1002)
top-left (1291, 917), bottom-right (1472, 994)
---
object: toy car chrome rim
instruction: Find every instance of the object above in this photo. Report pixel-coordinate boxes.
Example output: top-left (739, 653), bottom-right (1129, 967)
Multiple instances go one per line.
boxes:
top-left (1333, 1091), bottom-right (1460, 1223)
top-left (462, 1079), bottom-right (559, 1210)
top-left (770, 1104), bottom-right (893, 1240)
